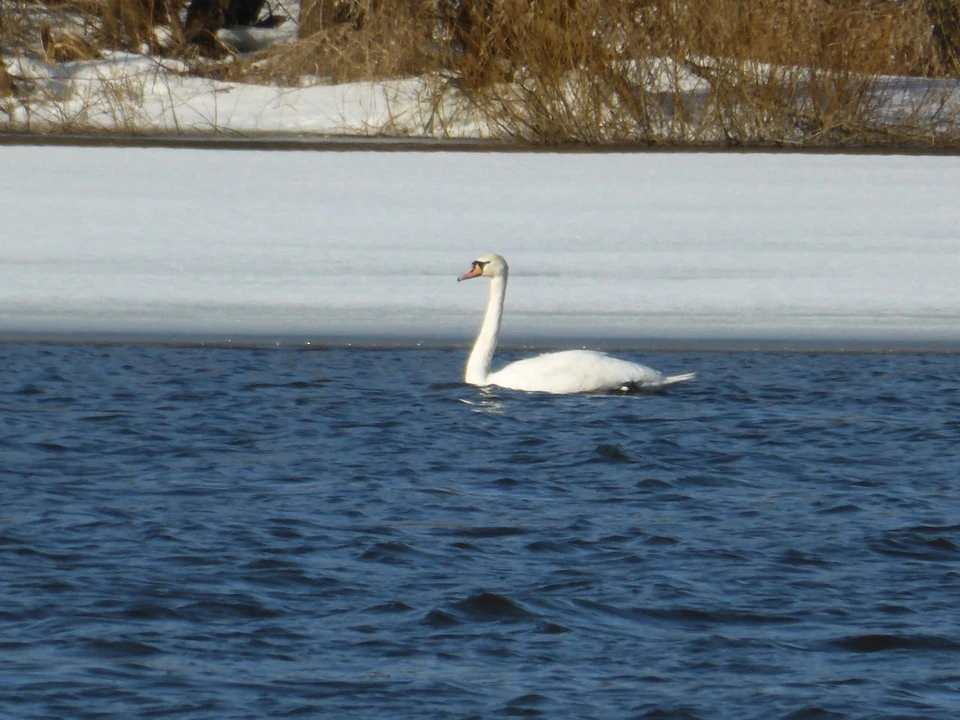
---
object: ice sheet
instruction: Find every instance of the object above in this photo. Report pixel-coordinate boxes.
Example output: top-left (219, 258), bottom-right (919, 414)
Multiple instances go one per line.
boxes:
top-left (2, 147), bottom-right (958, 347)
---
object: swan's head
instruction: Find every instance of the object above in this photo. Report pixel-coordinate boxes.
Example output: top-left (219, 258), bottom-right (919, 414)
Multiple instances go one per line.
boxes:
top-left (458, 253), bottom-right (508, 282)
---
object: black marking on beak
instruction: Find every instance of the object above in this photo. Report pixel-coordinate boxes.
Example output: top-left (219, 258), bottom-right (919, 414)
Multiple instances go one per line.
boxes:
top-left (458, 260), bottom-right (489, 282)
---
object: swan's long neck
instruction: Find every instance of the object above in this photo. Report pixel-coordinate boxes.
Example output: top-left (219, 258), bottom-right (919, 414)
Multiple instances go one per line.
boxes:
top-left (465, 271), bottom-right (507, 385)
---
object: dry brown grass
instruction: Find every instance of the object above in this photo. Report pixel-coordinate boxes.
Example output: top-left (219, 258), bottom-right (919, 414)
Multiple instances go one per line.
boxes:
top-left (2, 0), bottom-right (180, 58)
top-left (40, 22), bottom-right (101, 62)
top-left (0, 6), bottom-right (11, 98)
top-left (100, 0), bottom-right (171, 52)
top-left (674, 0), bottom-right (940, 145)
top-left (0, 0), bottom-right (179, 131)
top-left (416, 0), bottom-right (959, 145)
top-left (683, 0), bottom-right (934, 77)
top-left (3, 0), bottom-right (960, 144)
top-left (0, 62), bottom-right (11, 97)
top-left (221, 0), bottom-right (436, 85)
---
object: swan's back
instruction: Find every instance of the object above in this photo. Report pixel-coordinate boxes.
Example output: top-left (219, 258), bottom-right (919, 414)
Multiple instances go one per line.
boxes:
top-left (487, 349), bottom-right (667, 394)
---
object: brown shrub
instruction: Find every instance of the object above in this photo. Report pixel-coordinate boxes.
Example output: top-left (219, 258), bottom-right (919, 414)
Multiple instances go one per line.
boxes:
top-left (101, 0), bottom-right (175, 52)
top-left (424, 0), bottom-right (954, 145)
top-left (225, 0), bottom-right (435, 85)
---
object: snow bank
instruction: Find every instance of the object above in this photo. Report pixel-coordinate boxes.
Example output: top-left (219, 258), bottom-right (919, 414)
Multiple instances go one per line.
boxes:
top-left (3, 53), bottom-right (494, 137)
top-left (4, 49), bottom-right (959, 140)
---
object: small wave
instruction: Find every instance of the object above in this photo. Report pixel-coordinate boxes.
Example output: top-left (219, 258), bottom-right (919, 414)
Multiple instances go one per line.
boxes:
top-left (31, 441), bottom-right (71, 453)
top-left (782, 707), bottom-right (847, 720)
top-left (423, 609), bottom-right (460, 628)
top-left (446, 526), bottom-right (528, 539)
top-left (828, 633), bottom-right (960, 653)
top-left (121, 603), bottom-right (182, 621)
top-left (82, 638), bottom-right (165, 658)
top-left (359, 541), bottom-right (422, 564)
top-left (872, 525), bottom-right (960, 561)
top-left (79, 413), bottom-right (126, 423)
top-left (592, 443), bottom-right (633, 463)
top-left (178, 597), bottom-right (284, 621)
top-left (245, 380), bottom-right (326, 390)
top-left (636, 478), bottom-right (675, 490)
top-left (450, 592), bottom-right (535, 623)
top-left (817, 504), bottom-right (861, 515)
top-left (537, 621), bottom-right (570, 634)
top-left (642, 606), bottom-right (796, 626)
top-left (576, 599), bottom-right (795, 626)
top-left (634, 705), bottom-right (704, 719)
top-left (430, 381), bottom-right (468, 391)
top-left (367, 601), bottom-right (414, 614)
top-left (779, 549), bottom-right (830, 566)
top-left (525, 539), bottom-right (571, 553)
top-left (501, 692), bottom-right (549, 714)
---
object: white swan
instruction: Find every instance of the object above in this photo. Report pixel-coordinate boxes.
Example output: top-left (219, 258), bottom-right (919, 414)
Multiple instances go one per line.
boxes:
top-left (458, 254), bottom-right (695, 394)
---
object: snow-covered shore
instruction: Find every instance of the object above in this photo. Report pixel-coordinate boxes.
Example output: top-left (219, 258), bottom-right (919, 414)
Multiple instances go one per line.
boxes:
top-left (2, 145), bottom-right (958, 348)
top-left (3, 53), bottom-right (495, 138)
top-left (3, 48), bottom-right (960, 141)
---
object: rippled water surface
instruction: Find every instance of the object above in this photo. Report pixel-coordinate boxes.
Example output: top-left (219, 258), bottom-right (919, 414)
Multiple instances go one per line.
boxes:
top-left (2, 343), bottom-right (960, 719)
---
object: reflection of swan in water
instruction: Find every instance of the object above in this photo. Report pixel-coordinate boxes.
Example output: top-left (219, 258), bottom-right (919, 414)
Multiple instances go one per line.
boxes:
top-left (458, 254), bottom-right (695, 395)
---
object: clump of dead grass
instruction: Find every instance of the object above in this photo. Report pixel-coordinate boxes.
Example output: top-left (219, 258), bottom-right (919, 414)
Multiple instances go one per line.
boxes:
top-left (220, 0), bottom-right (436, 85)
top-left (100, 0), bottom-right (175, 52)
top-left (0, 0), bottom-right (183, 131)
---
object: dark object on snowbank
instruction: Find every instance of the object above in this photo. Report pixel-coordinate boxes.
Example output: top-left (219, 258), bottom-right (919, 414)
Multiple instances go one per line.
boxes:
top-left (185, 0), bottom-right (287, 51)
top-left (218, 25), bottom-right (296, 54)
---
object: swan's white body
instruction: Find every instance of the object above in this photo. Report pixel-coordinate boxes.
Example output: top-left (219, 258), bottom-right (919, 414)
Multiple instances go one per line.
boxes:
top-left (459, 254), bottom-right (695, 394)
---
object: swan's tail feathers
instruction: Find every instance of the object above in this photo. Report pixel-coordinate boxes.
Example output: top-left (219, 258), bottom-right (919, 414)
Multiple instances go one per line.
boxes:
top-left (662, 372), bottom-right (696, 386)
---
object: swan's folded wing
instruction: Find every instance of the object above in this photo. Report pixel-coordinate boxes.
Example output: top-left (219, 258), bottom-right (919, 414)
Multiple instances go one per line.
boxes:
top-left (487, 350), bottom-right (665, 394)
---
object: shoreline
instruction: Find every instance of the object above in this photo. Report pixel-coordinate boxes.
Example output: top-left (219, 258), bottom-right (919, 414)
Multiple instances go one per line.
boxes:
top-left (4, 132), bottom-right (960, 156)
top-left (2, 331), bottom-right (958, 353)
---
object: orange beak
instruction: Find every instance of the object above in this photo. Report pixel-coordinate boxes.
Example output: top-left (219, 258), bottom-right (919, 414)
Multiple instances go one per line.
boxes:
top-left (458, 265), bottom-right (484, 282)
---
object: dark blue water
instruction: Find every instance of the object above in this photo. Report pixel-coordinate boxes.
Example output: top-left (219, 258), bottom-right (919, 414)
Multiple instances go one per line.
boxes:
top-left (2, 343), bottom-right (959, 719)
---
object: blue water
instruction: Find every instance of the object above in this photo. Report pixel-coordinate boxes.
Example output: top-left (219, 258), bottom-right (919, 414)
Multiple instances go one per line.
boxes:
top-left (2, 343), bottom-right (959, 719)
